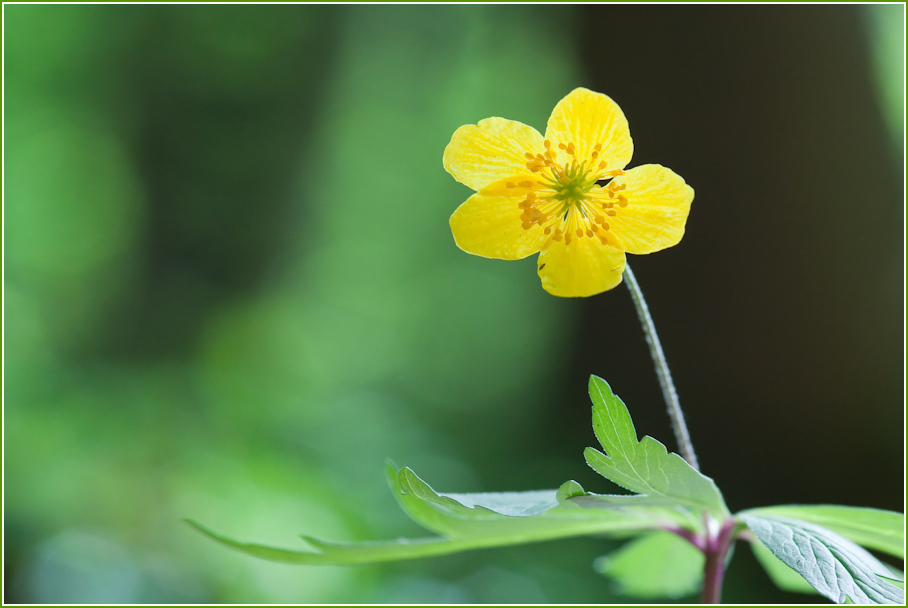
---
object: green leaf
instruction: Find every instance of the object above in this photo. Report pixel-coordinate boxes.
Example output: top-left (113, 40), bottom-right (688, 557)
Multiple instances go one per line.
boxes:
top-left (594, 531), bottom-right (704, 598)
top-left (740, 513), bottom-right (905, 604)
top-left (750, 538), bottom-right (820, 594)
top-left (389, 464), bottom-right (686, 541)
top-left (743, 505), bottom-right (904, 559)
top-left (584, 376), bottom-right (729, 519)
top-left (566, 490), bottom-right (704, 533)
top-left (185, 518), bottom-right (481, 565)
top-left (187, 465), bottom-right (707, 567)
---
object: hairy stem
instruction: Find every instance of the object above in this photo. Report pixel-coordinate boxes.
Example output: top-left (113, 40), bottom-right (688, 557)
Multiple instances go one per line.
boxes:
top-left (623, 263), bottom-right (699, 470)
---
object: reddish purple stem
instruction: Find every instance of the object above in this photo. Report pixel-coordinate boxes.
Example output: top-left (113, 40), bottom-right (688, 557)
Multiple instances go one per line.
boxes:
top-left (700, 518), bottom-right (738, 603)
top-left (669, 517), bottom-right (739, 604)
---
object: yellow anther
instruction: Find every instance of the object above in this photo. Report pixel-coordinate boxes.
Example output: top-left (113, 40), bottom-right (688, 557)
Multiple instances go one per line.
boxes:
top-left (576, 228), bottom-right (584, 238)
top-left (519, 181), bottom-right (535, 189)
top-left (617, 196), bottom-right (628, 207)
top-left (591, 223), bottom-right (599, 232)
top-left (525, 152), bottom-right (535, 159)
top-left (544, 139), bottom-right (551, 149)
top-left (606, 209), bottom-right (617, 217)
top-left (586, 228), bottom-right (594, 238)
top-left (565, 232), bottom-right (572, 245)
top-left (506, 182), bottom-right (515, 189)
top-left (543, 226), bottom-right (552, 235)
top-left (552, 233), bottom-right (563, 242)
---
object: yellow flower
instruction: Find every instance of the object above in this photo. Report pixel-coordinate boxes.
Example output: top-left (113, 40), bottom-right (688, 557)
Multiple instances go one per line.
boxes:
top-left (444, 88), bottom-right (694, 297)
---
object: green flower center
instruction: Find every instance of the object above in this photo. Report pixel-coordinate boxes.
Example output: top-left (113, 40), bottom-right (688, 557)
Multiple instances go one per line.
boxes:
top-left (514, 139), bottom-right (628, 248)
top-left (550, 162), bottom-right (598, 205)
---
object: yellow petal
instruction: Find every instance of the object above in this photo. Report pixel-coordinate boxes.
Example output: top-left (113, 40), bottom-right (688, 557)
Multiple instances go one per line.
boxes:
top-left (598, 164), bottom-right (694, 255)
top-left (443, 117), bottom-right (545, 192)
top-left (544, 88), bottom-right (633, 173)
top-left (537, 235), bottom-right (626, 297)
top-left (450, 191), bottom-right (546, 260)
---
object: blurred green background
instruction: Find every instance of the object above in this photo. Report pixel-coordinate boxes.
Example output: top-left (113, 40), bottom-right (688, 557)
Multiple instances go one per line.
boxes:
top-left (4, 4), bottom-right (903, 604)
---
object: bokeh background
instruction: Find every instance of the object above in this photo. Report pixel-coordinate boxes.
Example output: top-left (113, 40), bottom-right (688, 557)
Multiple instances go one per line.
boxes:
top-left (4, 4), bottom-right (904, 604)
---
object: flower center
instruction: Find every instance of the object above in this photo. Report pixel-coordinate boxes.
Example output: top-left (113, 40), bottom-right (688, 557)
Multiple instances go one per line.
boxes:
top-left (510, 139), bottom-right (628, 247)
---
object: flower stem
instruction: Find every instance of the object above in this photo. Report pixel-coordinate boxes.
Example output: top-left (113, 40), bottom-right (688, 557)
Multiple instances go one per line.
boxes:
top-left (622, 263), bottom-right (699, 470)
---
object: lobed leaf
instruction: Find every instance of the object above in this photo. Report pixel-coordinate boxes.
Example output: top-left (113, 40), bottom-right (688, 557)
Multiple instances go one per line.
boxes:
top-left (185, 518), bottom-right (482, 565)
top-left (743, 505), bottom-right (904, 559)
top-left (186, 464), bottom-right (707, 567)
top-left (740, 513), bottom-right (905, 605)
top-left (584, 376), bottom-right (729, 519)
top-left (389, 464), bottom-right (689, 541)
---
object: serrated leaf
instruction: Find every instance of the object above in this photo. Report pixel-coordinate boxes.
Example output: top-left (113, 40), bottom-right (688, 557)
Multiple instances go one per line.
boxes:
top-left (569, 492), bottom-right (704, 533)
top-left (585, 376), bottom-right (729, 519)
top-left (740, 514), bottom-right (905, 605)
top-left (185, 518), bottom-right (536, 565)
top-left (743, 505), bottom-right (904, 559)
top-left (750, 538), bottom-right (820, 594)
top-left (389, 464), bottom-right (686, 541)
top-left (594, 531), bottom-right (704, 598)
top-left (186, 465), bottom-right (707, 567)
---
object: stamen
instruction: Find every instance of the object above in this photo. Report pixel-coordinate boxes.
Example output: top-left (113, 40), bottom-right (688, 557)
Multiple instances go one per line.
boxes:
top-left (527, 160), bottom-right (545, 172)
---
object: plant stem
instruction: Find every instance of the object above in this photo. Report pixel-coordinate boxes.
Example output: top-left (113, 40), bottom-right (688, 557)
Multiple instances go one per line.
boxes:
top-left (700, 518), bottom-right (738, 604)
top-left (623, 263), bottom-right (699, 470)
